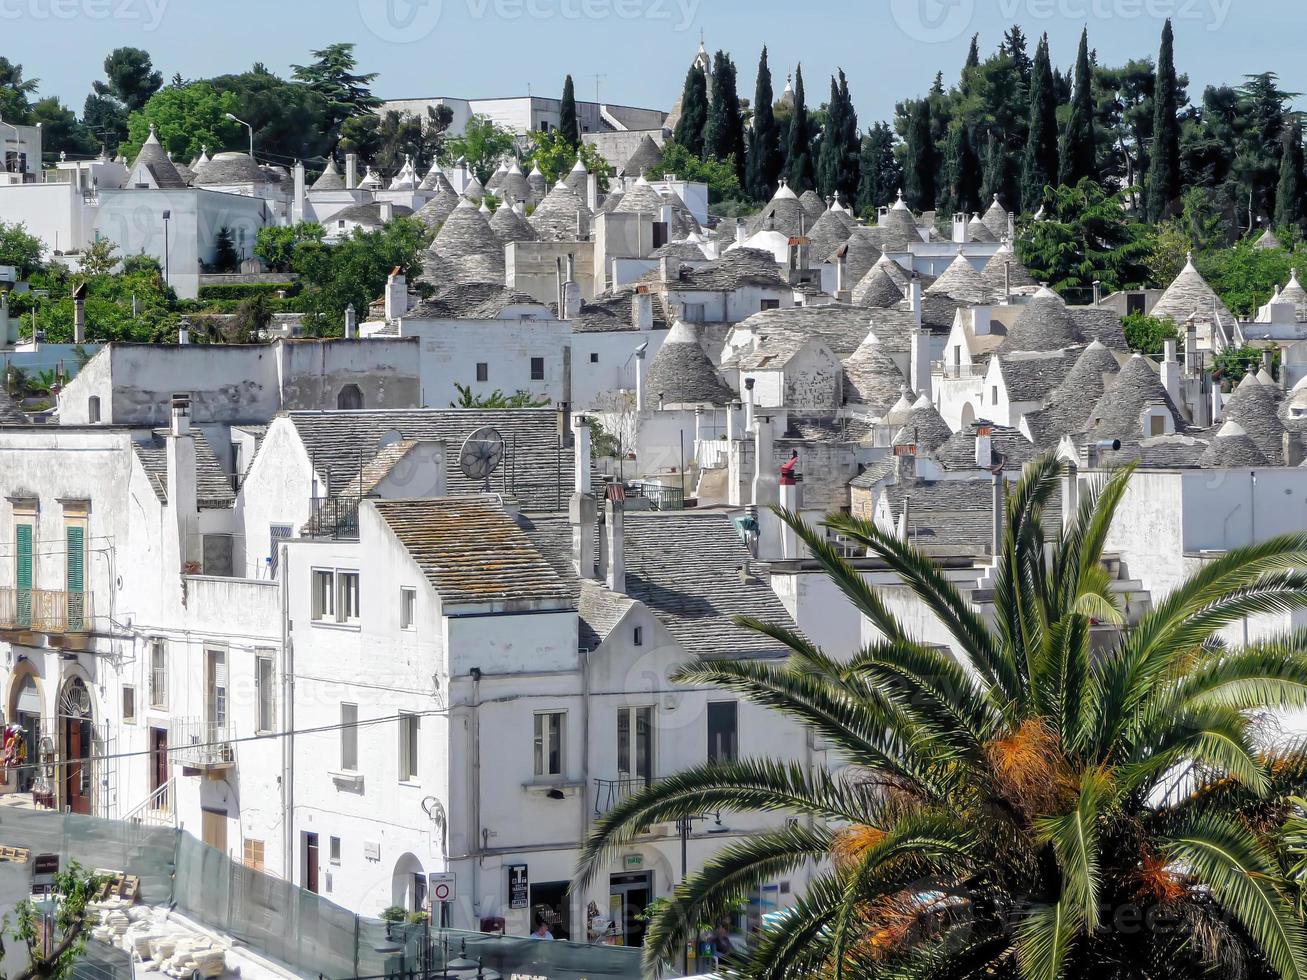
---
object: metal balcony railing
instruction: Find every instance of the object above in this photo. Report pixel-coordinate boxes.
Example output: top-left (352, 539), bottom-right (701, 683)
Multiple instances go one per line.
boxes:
top-left (593, 775), bottom-right (663, 817)
top-left (0, 588), bottom-right (93, 633)
top-left (932, 360), bottom-right (987, 380)
top-left (627, 483), bottom-right (684, 511)
top-left (169, 719), bottom-right (235, 771)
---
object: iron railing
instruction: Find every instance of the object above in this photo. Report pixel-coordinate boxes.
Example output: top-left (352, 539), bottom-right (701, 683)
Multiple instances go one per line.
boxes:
top-left (932, 360), bottom-right (987, 380)
top-left (122, 778), bottom-right (175, 827)
top-left (627, 483), bottom-right (684, 511)
top-left (0, 588), bottom-right (93, 633)
top-left (308, 494), bottom-right (365, 539)
top-left (593, 775), bottom-right (663, 817)
top-left (168, 719), bottom-right (235, 771)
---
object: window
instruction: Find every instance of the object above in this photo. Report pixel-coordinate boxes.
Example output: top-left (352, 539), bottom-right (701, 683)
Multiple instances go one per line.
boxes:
top-left (312, 570), bottom-right (335, 621)
top-left (399, 713), bottom-right (420, 781)
top-left (207, 649), bottom-right (228, 727)
top-left (122, 685), bottom-right (136, 723)
top-left (87, 396), bottom-right (100, 423)
top-left (337, 384), bottom-right (363, 410)
top-left (1149, 413), bottom-right (1166, 436)
top-left (149, 640), bottom-right (167, 709)
top-left (400, 587), bottom-right (416, 630)
top-left (589, 352), bottom-right (599, 363)
top-left (707, 701), bottom-right (738, 763)
top-left (530, 356), bottom-right (545, 381)
top-left (329, 836), bottom-right (342, 864)
top-left (337, 572), bottom-right (361, 624)
top-left (683, 303), bottom-right (705, 323)
top-left (66, 524), bottom-right (85, 629)
top-left (340, 703), bottom-right (358, 772)
top-left (256, 654), bottom-right (275, 733)
top-left (991, 386), bottom-right (999, 404)
top-left (476, 362), bottom-right (489, 383)
top-left (617, 706), bottom-right (654, 786)
top-left (633, 625), bottom-right (643, 646)
top-left (243, 838), bottom-right (265, 871)
top-left (268, 524), bottom-right (292, 576)
top-left (760, 298), bottom-right (780, 311)
top-left (534, 711), bottom-right (565, 777)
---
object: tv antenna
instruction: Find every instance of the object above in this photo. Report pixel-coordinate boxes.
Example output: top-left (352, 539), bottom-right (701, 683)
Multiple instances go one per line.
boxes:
top-left (459, 426), bottom-right (505, 490)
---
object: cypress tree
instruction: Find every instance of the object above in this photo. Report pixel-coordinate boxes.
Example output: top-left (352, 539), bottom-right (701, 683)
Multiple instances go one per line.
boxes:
top-left (705, 51), bottom-right (745, 182)
top-left (1020, 33), bottom-right (1058, 212)
top-left (817, 69), bottom-right (859, 204)
top-left (1004, 25), bottom-right (1032, 98)
top-left (1146, 19), bottom-right (1181, 221)
top-left (674, 63), bottom-right (709, 157)
top-left (942, 122), bottom-right (981, 217)
top-left (960, 33), bottom-right (981, 98)
top-left (559, 75), bottom-right (578, 149)
top-left (904, 97), bottom-right (937, 211)
top-left (1275, 119), bottom-right (1306, 234)
top-left (783, 63), bottom-right (814, 193)
top-left (1058, 28), bottom-right (1096, 186)
top-left (857, 122), bottom-right (900, 216)
top-left (982, 130), bottom-right (1013, 215)
top-left (746, 45), bottom-right (782, 200)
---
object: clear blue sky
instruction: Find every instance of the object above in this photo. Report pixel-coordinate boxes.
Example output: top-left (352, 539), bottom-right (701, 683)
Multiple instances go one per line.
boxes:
top-left (6, 0), bottom-right (1305, 124)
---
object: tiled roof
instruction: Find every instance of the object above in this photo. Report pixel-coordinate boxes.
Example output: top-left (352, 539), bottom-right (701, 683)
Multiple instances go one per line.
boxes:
top-left (414, 187), bottom-right (461, 231)
top-left (429, 198), bottom-right (504, 283)
top-left (882, 478), bottom-right (997, 554)
top-left (738, 303), bottom-right (924, 357)
top-left (784, 414), bottom-right (877, 443)
top-left (0, 391), bottom-right (27, 424)
top-left (893, 396), bottom-right (953, 452)
top-left (798, 190), bottom-right (825, 222)
top-left (621, 135), bottom-right (664, 177)
top-left (999, 287), bottom-right (1082, 352)
top-left (981, 195), bottom-right (1010, 240)
top-left (804, 209), bottom-right (854, 265)
top-left (998, 349), bottom-right (1076, 402)
top-left (833, 228), bottom-right (884, 286)
top-left (374, 497), bottom-right (571, 606)
top-left (1199, 420), bottom-right (1268, 468)
top-left (1152, 256), bottom-right (1233, 325)
top-left (130, 128), bottom-right (186, 189)
top-left (194, 152), bottom-right (267, 186)
top-left (1220, 373), bottom-right (1286, 463)
top-left (925, 253), bottom-right (992, 305)
top-left (1131, 434), bottom-right (1209, 468)
top-left (1022, 341), bottom-right (1122, 446)
top-left (331, 202), bottom-right (414, 227)
top-left (312, 158), bottom-right (345, 191)
top-left (406, 282), bottom-right (544, 319)
top-left (842, 332), bottom-right (907, 412)
top-left (132, 428), bottom-right (235, 509)
top-left (932, 421), bottom-right (1037, 472)
top-left (675, 248), bottom-right (789, 291)
top-left (570, 287), bottom-right (668, 333)
top-left (854, 266), bottom-right (905, 308)
top-left (530, 181), bottom-right (592, 242)
top-left (643, 320), bottom-right (734, 406)
top-left (287, 409), bottom-right (570, 511)
top-left (1085, 354), bottom-right (1188, 445)
top-left (980, 243), bottom-right (1039, 298)
top-left (488, 203), bottom-right (538, 244)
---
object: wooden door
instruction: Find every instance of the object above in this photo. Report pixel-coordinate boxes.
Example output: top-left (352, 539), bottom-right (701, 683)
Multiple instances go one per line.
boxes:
top-left (202, 809), bottom-right (227, 855)
top-left (150, 728), bottom-right (168, 807)
top-left (63, 717), bottom-right (90, 814)
top-left (303, 832), bottom-right (319, 893)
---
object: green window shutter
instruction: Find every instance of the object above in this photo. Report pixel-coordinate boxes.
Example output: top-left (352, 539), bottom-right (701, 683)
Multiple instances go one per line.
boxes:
top-left (66, 526), bottom-right (84, 593)
top-left (15, 524), bottom-right (31, 590)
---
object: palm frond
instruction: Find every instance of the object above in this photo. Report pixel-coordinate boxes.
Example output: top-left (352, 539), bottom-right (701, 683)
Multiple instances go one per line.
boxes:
top-left (1015, 900), bottom-right (1078, 980)
top-left (1035, 767), bottom-right (1112, 931)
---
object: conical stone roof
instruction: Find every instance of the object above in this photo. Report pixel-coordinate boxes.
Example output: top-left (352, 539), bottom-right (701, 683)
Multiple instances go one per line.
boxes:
top-left (1199, 419), bottom-right (1269, 468)
top-left (842, 332), bottom-right (908, 413)
top-left (853, 265), bottom-right (905, 308)
top-left (981, 243), bottom-right (1039, 298)
top-left (429, 198), bottom-right (505, 283)
top-left (1151, 253), bottom-right (1234, 326)
top-left (999, 287), bottom-right (1082, 352)
top-left (414, 185), bottom-right (461, 232)
top-left (312, 158), bottom-right (346, 191)
top-left (798, 190), bottom-right (825, 222)
top-left (621, 135), bottom-right (664, 177)
top-left (925, 252), bottom-right (991, 305)
top-left (981, 195), bottom-right (1009, 240)
top-left (1221, 372), bottom-right (1285, 463)
top-left (805, 208), bottom-right (854, 266)
top-left (644, 320), bottom-right (734, 407)
top-left (130, 125), bottom-right (186, 189)
top-left (894, 395), bottom-right (953, 452)
top-left (489, 202), bottom-right (538, 245)
top-left (462, 174), bottom-right (485, 201)
top-left (498, 161), bottom-right (531, 207)
top-left (529, 181), bottom-right (592, 242)
top-left (1086, 353), bottom-right (1186, 443)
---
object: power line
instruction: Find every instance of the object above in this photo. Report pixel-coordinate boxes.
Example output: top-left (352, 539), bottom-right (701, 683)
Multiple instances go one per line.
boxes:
top-left (2, 708), bottom-right (446, 775)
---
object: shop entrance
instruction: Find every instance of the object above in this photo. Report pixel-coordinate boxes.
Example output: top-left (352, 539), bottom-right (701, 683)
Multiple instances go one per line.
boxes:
top-left (608, 871), bottom-right (653, 948)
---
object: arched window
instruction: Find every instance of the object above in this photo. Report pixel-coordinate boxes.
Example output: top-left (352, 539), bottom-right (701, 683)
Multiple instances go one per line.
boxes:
top-left (87, 396), bottom-right (100, 423)
top-left (337, 385), bottom-right (363, 411)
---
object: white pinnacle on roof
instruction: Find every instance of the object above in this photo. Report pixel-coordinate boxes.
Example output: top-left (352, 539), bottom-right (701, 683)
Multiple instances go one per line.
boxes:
top-left (884, 386), bottom-right (916, 426)
top-left (570, 157), bottom-right (588, 174)
top-left (772, 178), bottom-right (798, 201)
top-left (891, 189), bottom-right (910, 210)
top-left (479, 199), bottom-right (490, 213)
top-left (1283, 268), bottom-right (1307, 305)
top-left (1151, 251), bottom-right (1233, 325)
top-left (508, 158), bottom-right (523, 176)
top-left (359, 166), bottom-right (382, 189)
top-left (829, 191), bottom-right (850, 214)
top-left (529, 162), bottom-right (543, 176)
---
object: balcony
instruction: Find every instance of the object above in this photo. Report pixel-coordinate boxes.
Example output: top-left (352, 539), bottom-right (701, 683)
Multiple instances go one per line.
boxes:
top-left (0, 588), bottom-right (94, 639)
top-left (593, 775), bottom-right (663, 817)
top-left (933, 360), bottom-right (987, 380)
top-left (169, 719), bottom-right (235, 773)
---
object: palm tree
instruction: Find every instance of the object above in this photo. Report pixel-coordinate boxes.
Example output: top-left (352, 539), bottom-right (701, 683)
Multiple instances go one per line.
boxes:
top-left (577, 454), bottom-right (1307, 979)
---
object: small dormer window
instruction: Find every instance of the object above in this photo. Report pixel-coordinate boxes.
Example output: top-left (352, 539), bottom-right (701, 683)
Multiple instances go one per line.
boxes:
top-left (1141, 407), bottom-right (1173, 437)
top-left (87, 396), bottom-right (100, 424)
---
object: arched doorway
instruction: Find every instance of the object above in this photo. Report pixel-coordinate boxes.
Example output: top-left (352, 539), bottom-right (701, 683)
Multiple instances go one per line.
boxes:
top-left (391, 852), bottom-right (426, 914)
top-left (337, 384), bottom-right (364, 410)
top-left (960, 401), bottom-right (976, 430)
top-left (6, 670), bottom-right (43, 794)
top-left (58, 676), bottom-right (94, 814)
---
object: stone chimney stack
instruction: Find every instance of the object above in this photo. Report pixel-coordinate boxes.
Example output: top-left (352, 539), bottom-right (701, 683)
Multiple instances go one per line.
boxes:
top-left (1161, 339), bottom-right (1180, 403)
top-left (752, 414), bottom-right (776, 509)
top-left (292, 160), bottom-right (306, 224)
top-left (72, 282), bottom-right (87, 344)
top-left (743, 377), bottom-right (756, 432)
top-left (385, 269), bottom-right (408, 323)
top-left (990, 473), bottom-right (1005, 558)
top-left (910, 327), bottom-right (931, 400)
top-left (344, 304), bottom-right (357, 339)
top-left (380, 200), bottom-right (394, 223)
top-left (604, 484), bottom-right (625, 594)
top-left (177, 320), bottom-right (190, 345)
top-left (975, 424), bottom-right (993, 469)
top-left (632, 287), bottom-right (653, 330)
top-left (345, 153), bottom-right (358, 190)
top-left (908, 276), bottom-right (923, 329)
top-left (571, 413), bottom-right (597, 579)
top-left (167, 393), bottom-right (198, 573)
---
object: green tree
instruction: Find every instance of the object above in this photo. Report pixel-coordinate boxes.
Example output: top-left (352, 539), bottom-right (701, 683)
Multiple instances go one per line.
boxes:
top-left (857, 122), bottom-right (901, 216)
top-left (705, 51), bottom-right (745, 185)
top-left (209, 67), bottom-right (331, 165)
top-left (939, 121), bottom-right (980, 217)
top-left (1122, 312), bottom-right (1179, 354)
top-left (123, 82), bottom-right (242, 160)
top-left (79, 237), bottom-right (118, 277)
top-left (28, 97), bottom-right (97, 160)
top-left (212, 228), bottom-right (240, 273)
top-left (903, 97), bottom-right (935, 211)
top-left (291, 43), bottom-right (381, 149)
top-left (444, 114), bottom-right (517, 184)
top-left (1018, 179), bottom-right (1153, 296)
top-left (559, 74), bottom-right (579, 150)
top-left (2, 860), bottom-right (106, 980)
top-left (746, 46), bottom-right (782, 200)
top-left (782, 64), bottom-right (814, 193)
top-left (254, 222), bottom-right (324, 273)
top-left (1276, 118), bottom-right (1306, 235)
top-left (339, 106), bottom-right (452, 175)
top-left (525, 129), bottom-right (609, 190)
top-left (1059, 28), bottom-right (1097, 187)
top-left (1021, 33), bottom-right (1059, 213)
top-left (981, 130), bottom-right (1013, 211)
top-left (1147, 19), bottom-right (1181, 220)
top-left (82, 48), bottom-right (163, 153)
top-left (817, 69), bottom-right (859, 205)
top-left (450, 383), bottom-right (549, 408)
top-left (658, 140), bottom-right (742, 203)
top-left (0, 222), bottom-right (45, 277)
top-left (674, 63), bottom-right (709, 157)
top-left (1196, 238), bottom-right (1307, 318)
top-left (292, 217), bottom-right (426, 334)
top-left (0, 57), bottom-right (38, 123)
top-left (578, 454), bottom-right (1307, 978)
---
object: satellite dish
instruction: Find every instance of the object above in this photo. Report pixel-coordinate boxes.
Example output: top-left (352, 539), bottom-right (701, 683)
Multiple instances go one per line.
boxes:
top-left (459, 426), bottom-right (505, 490)
top-left (377, 429), bottom-right (403, 451)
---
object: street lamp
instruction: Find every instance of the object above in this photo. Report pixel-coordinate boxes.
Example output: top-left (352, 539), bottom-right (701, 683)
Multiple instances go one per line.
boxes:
top-left (677, 811), bottom-right (729, 975)
top-left (225, 113), bottom-right (254, 158)
top-left (161, 210), bottom-right (171, 288)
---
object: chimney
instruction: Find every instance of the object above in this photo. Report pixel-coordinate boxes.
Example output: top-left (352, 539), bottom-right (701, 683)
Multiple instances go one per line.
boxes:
top-left (292, 160), bottom-right (306, 223)
top-left (896, 495), bottom-right (910, 542)
top-left (751, 414), bottom-right (776, 508)
top-left (1286, 432), bottom-right (1304, 468)
top-left (778, 452), bottom-right (802, 560)
top-left (345, 153), bottom-right (358, 190)
top-left (743, 377), bottom-right (756, 432)
top-left (1184, 319), bottom-right (1198, 374)
top-left (1210, 382), bottom-right (1223, 424)
top-left (659, 254), bottom-right (673, 284)
top-left (1003, 261), bottom-right (1012, 305)
top-left (727, 400), bottom-right (740, 441)
top-left (513, 198), bottom-right (526, 217)
top-left (571, 413), bottom-right (597, 579)
top-left (72, 282), bottom-right (87, 344)
top-left (563, 280), bottom-right (582, 320)
top-left (990, 473), bottom-right (1004, 558)
top-left (1161, 338), bottom-right (1180, 403)
top-left (910, 327), bottom-right (931, 401)
top-left (177, 320), bottom-right (190, 345)
top-left (167, 393), bottom-right (198, 572)
top-left (834, 245), bottom-right (848, 300)
top-left (634, 345), bottom-right (647, 411)
top-left (604, 484), bottom-right (625, 593)
top-left (344, 304), bottom-right (357, 339)
top-left (1262, 348), bottom-right (1275, 380)
top-left (380, 200), bottom-right (394, 222)
top-left (385, 269), bottom-right (408, 322)
top-left (975, 424), bottom-right (993, 469)
top-left (632, 287), bottom-right (653, 330)
top-left (1092, 280), bottom-right (1102, 305)
top-left (908, 276), bottom-right (923, 328)
top-left (735, 218), bottom-right (747, 243)
top-left (586, 172), bottom-right (598, 213)
top-left (894, 444), bottom-right (916, 481)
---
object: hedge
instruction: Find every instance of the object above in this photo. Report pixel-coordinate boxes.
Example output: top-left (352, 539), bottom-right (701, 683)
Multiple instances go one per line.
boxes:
top-left (197, 281), bottom-right (300, 301)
